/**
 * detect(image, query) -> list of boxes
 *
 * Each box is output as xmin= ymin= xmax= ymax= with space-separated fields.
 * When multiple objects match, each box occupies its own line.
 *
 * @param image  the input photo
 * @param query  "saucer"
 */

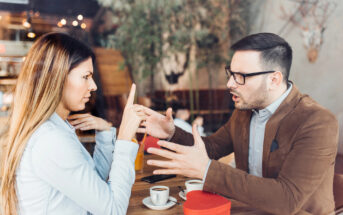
xmin=142 ymin=196 xmax=177 ymax=210
xmin=179 ymin=190 xmax=187 ymax=200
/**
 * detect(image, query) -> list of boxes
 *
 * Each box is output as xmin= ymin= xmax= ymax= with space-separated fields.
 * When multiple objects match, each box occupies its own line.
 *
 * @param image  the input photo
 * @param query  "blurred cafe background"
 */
xmin=0 ymin=0 xmax=342 ymax=154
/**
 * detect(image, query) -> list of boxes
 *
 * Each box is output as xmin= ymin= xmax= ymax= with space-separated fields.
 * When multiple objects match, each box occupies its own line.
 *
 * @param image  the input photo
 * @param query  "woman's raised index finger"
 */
xmin=126 ymin=83 xmax=136 ymax=106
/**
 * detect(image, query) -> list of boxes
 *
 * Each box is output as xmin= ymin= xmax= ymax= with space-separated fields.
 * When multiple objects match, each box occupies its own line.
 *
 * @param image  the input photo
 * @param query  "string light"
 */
xmin=57 ymin=21 xmax=63 ymax=28
xmin=60 ymin=18 xmax=67 ymax=25
xmin=72 ymin=20 xmax=78 ymax=27
xmin=56 ymin=16 xmax=87 ymax=30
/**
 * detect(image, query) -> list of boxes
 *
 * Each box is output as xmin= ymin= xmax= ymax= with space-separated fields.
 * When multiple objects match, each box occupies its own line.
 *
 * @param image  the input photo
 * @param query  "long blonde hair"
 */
xmin=0 ymin=33 xmax=95 ymax=215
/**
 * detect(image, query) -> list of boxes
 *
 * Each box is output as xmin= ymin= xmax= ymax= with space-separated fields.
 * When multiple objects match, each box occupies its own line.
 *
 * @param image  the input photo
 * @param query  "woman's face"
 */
xmin=58 ymin=57 xmax=97 ymax=115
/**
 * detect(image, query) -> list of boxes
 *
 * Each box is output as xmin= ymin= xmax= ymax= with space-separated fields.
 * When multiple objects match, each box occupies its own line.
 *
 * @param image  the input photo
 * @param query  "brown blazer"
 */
xmin=171 ymin=85 xmax=338 ymax=215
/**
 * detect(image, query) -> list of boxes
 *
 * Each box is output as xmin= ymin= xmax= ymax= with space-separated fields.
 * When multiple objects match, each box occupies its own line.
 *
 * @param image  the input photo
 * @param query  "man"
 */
xmin=139 ymin=33 xmax=338 ymax=214
xmin=173 ymin=103 xmax=205 ymax=136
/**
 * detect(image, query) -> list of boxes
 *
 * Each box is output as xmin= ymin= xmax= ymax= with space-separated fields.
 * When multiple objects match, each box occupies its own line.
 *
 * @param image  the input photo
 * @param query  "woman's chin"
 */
xmin=71 ymin=104 xmax=86 ymax=112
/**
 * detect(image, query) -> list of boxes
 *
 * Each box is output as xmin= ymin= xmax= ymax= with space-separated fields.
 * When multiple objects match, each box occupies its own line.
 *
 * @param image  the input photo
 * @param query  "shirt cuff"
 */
xmin=202 ymin=159 xmax=212 ymax=183
xmin=114 ymin=140 xmax=139 ymax=161
xmin=95 ymin=127 xmax=116 ymax=145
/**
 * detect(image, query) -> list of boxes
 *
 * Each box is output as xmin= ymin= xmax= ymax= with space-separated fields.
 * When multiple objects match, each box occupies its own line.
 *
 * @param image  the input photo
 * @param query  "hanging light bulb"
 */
xmin=27 ymin=29 xmax=36 ymax=39
xmin=80 ymin=23 xmax=86 ymax=29
xmin=23 ymin=13 xmax=31 ymax=28
xmin=23 ymin=19 xmax=31 ymax=28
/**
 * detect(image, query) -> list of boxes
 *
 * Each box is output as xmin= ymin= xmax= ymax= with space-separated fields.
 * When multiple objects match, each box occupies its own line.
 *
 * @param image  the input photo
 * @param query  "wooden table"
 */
xmin=127 ymin=154 xmax=270 ymax=215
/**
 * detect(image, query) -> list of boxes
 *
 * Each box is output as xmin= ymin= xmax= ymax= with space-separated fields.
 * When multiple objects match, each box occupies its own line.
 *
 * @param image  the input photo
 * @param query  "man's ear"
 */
xmin=268 ymin=70 xmax=283 ymax=90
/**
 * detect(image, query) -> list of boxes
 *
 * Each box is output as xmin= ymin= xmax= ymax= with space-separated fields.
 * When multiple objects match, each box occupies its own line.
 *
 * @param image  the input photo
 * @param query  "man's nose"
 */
xmin=226 ymin=75 xmax=237 ymax=89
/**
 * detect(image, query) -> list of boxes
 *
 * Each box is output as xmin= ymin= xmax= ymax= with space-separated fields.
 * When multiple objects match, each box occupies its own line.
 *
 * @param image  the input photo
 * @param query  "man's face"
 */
xmin=227 ymin=50 xmax=270 ymax=110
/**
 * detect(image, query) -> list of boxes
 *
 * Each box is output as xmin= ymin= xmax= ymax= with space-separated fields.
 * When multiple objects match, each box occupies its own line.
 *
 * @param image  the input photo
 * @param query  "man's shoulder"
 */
xmin=293 ymin=94 xmax=336 ymax=122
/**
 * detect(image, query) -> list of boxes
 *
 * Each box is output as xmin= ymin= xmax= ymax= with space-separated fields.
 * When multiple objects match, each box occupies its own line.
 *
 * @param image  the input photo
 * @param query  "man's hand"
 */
xmin=138 ymin=107 xmax=175 ymax=140
xmin=147 ymin=124 xmax=210 ymax=179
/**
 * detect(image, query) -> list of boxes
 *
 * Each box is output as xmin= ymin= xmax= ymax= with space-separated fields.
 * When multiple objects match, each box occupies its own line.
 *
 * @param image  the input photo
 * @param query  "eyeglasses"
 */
xmin=225 ymin=66 xmax=275 ymax=85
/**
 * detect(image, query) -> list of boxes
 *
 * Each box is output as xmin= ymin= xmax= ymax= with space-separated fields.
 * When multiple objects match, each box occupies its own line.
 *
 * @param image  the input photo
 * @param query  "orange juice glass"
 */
xmin=132 ymin=138 xmax=144 ymax=173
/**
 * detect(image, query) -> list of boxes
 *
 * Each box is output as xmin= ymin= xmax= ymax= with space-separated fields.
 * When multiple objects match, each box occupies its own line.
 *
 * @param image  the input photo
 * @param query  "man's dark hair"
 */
xmin=231 ymin=33 xmax=292 ymax=82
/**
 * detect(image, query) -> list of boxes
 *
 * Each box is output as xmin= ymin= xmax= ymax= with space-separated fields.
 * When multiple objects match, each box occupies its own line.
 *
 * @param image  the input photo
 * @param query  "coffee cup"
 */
xmin=185 ymin=179 xmax=203 ymax=193
xmin=150 ymin=185 xmax=169 ymax=206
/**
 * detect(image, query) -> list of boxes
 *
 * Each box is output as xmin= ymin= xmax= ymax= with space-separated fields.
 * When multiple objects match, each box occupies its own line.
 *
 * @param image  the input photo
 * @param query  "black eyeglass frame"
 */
xmin=225 ymin=66 xmax=275 ymax=85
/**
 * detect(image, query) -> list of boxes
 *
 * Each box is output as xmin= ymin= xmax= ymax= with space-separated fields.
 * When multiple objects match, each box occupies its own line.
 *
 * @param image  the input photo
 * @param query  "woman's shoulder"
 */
xmin=28 ymin=118 xmax=76 ymax=151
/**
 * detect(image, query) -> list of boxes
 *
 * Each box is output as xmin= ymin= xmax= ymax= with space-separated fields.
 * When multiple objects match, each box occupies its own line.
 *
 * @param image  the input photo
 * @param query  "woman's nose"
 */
xmin=89 ymin=78 xmax=97 ymax=91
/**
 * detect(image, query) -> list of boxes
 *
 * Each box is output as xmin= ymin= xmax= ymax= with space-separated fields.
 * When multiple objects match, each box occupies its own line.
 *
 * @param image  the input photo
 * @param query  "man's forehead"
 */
xmin=231 ymin=50 xmax=262 ymax=71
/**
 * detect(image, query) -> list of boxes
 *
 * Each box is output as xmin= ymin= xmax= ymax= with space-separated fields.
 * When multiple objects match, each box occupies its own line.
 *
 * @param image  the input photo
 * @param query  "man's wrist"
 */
xmin=167 ymin=126 xmax=176 ymax=141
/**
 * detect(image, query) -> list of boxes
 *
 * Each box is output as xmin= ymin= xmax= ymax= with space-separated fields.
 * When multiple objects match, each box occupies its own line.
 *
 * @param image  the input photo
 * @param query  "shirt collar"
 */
xmin=266 ymin=82 xmax=293 ymax=114
xmin=50 ymin=112 xmax=76 ymax=132
xmin=253 ymin=82 xmax=293 ymax=117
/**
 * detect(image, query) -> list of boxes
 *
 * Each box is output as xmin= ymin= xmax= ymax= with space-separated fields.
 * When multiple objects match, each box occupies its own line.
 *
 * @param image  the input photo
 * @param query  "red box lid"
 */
xmin=183 ymin=191 xmax=231 ymax=215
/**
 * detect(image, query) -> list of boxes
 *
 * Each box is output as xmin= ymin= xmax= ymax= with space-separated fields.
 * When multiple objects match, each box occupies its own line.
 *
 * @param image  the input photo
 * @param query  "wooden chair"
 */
xmin=335 ymin=112 xmax=343 ymax=214
xmin=334 ymin=169 xmax=343 ymax=214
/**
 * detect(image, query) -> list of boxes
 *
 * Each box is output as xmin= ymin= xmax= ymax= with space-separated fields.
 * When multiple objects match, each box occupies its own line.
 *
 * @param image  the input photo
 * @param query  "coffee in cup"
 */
xmin=185 ymin=179 xmax=203 ymax=193
xmin=152 ymin=187 xmax=167 ymax=191
xmin=150 ymin=185 xmax=169 ymax=206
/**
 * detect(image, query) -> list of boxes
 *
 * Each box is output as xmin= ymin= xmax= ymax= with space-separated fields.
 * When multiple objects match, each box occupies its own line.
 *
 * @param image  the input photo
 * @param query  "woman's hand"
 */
xmin=68 ymin=113 xmax=112 ymax=131
xmin=117 ymin=84 xmax=146 ymax=141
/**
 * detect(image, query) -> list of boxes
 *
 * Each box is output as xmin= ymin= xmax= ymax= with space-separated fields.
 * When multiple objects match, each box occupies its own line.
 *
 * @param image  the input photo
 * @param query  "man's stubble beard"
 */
xmin=234 ymin=79 xmax=268 ymax=110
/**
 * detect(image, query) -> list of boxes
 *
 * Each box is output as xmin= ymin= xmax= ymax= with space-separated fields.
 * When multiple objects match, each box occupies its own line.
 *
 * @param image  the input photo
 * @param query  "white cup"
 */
xmin=150 ymin=185 xmax=169 ymax=206
xmin=185 ymin=179 xmax=203 ymax=193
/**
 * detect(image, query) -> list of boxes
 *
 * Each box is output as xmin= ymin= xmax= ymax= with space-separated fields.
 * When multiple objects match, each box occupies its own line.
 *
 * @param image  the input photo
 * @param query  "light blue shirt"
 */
xmin=248 ymin=83 xmax=292 ymax=177
xmin=16 ymin=112 xmax=138 ymax=215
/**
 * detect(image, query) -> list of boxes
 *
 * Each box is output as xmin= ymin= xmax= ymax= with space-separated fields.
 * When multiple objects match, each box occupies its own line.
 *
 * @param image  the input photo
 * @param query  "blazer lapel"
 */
xmin=237 ymin=110 xmax=252 ymax=172
xmin=262 ymin=84 xmax=302 ymax=177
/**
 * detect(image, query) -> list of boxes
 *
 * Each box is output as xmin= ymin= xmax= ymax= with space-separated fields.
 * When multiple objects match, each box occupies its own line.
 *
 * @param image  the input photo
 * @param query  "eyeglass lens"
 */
xmin=226 ymin=69 xmax=244 ymax=85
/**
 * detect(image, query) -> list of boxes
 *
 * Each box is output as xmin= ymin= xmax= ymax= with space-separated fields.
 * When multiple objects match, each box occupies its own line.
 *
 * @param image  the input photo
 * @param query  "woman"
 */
xmin=0 ymin=32 xmax=144 ymax=215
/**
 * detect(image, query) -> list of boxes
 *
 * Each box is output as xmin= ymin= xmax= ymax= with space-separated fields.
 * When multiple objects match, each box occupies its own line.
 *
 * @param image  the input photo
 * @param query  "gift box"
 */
xmin=183 ymin=190 xmax=231 ymax=215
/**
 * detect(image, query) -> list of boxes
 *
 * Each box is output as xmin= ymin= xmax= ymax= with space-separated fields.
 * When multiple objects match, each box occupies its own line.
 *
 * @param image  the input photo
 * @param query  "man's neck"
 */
xmin=264 ymin=82 xmax=288 ymax=108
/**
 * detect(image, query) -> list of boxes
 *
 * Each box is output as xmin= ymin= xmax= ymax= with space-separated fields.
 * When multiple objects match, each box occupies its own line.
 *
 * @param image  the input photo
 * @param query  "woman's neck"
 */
xmin=55 ymin=103 xmax=70 ymax=120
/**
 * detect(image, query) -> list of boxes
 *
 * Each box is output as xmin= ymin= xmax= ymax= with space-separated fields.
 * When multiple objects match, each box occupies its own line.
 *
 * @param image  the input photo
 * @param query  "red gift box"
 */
xmin=183 ymin=191 xmax=231 ymax=215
